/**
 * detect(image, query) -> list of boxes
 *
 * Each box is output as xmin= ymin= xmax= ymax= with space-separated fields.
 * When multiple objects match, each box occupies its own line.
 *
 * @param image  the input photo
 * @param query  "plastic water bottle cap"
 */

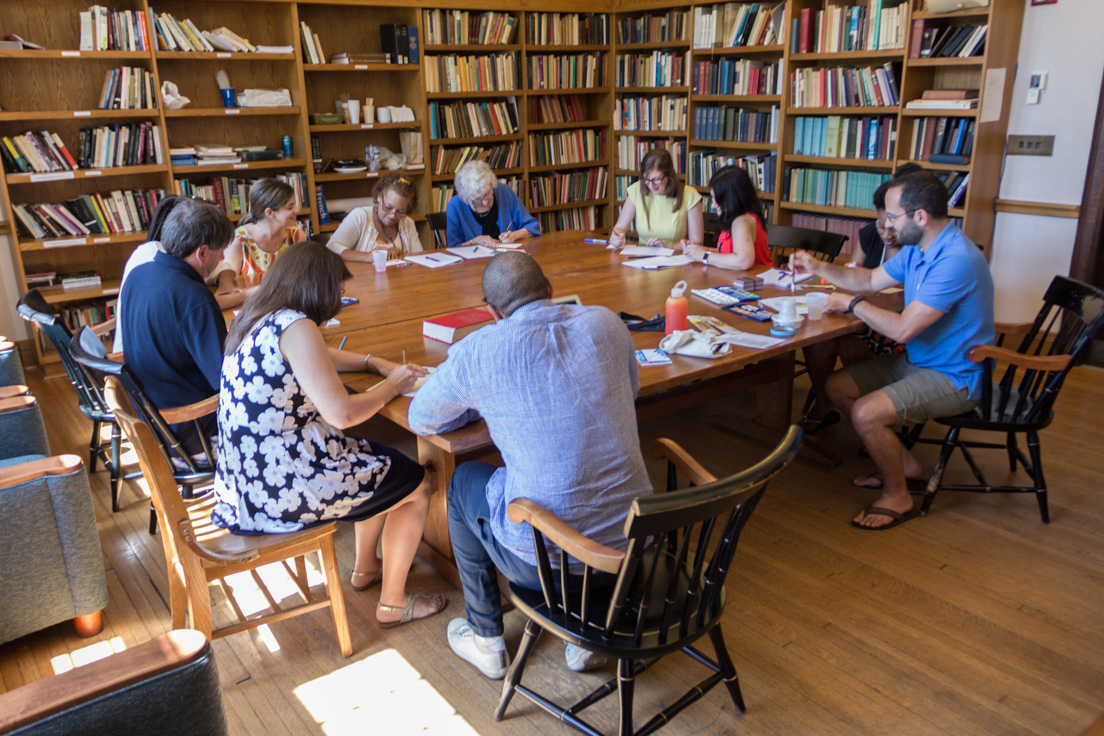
xmin=670 ymin=280 xmax=688 ymax=298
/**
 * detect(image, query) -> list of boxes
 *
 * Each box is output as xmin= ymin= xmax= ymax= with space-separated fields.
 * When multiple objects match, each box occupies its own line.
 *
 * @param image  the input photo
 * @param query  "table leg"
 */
xmin=417 ymin=436 xmax=454 ymax=560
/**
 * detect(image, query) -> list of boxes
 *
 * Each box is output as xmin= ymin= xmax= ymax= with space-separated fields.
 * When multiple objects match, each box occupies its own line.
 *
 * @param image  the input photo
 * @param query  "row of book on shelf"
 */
xmin=525 ymin=13 xmax=608 ymax=46
xmin=790 ymin=64 xmax=899 ymax=109
xmin=793 ymin=1 xmax=908 ymax=55
xmin=98 ymin=67 xmax=157 ymax=110
xmin=424 ymin=54 xmax=518 ymax=94
xmin=12 ymin=188 xmax=167 ymax=241
xmin=169 ymin=144 xmax=282 ymax=167
xmin=173 ymin=173 xmax=307 ymax=216
xmin=432 ymin=144 xmax=522 ymax=176
xmin=615 ymin=96 xmax=688 ymax=133
xmin=693 ymin=58 xmax=782 ymax=97
xmin=79 ymin=6 xmax=151 ymax=51
xmin=427 ymin=177 xmax=521 ymax=213
xmin=149 ymin=9 xmax=278 ymax=53
xmin=617 ymin=10 xmax=688 ymax=45
xmin=618 ymin=138 xmax=687 ymax=174
xmin=528 ymin=130 xmax=607 ymax=167
xmin=26 ymin=270 xmax=105 ymax=292
xmin=910 ymin=21 xmax=987 ymax=59
xmin=538 ymin=205 xmax=600 ymax=234
xmin=792 ymin=115 xmax=897 ymax=161
xmin=527 ymin=54 xmax=607 ymax=91
xmin=909 ymin=116 xmax=975 ymax=164
xmin=694 ymin=106 xmax=779 ymax=144
xmin=529 ymin=168 xmax=608 ymax=208
xmin=687 ymin=151 xmax=776 ymax=193
xmin=784 ymin=168 xmax=890 ymax=210
xmin=529 ymin=95 xmax=588 ymax=125
xmin=300 ymin=22 xmax=418 ymax=66
xmin=1 ymin=132 xmax=80 ymax=175
xmin=616 ymin=52 xmax=689 ymax=89
xmin=904 ymin=88 xmax=979 ymax=110
xmin=692 ymin=3 xmax=785 ymax=50
xmin=428 ymin=100 xmax=520 ymax=140
xmin=422 ymin=9 xmax=518 ymax=46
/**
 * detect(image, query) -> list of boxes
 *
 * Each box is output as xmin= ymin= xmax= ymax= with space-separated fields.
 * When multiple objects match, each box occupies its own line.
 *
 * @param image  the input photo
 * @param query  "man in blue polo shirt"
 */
xmin=120 ymin=198 xmax=235 ymax=457
xmin=791 ymin=171 xmax=994 ymax=531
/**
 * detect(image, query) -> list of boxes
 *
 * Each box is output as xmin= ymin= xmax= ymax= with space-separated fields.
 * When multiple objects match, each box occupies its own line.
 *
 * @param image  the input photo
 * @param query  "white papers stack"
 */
xmin=405 ymin=252 xmax=463 ymax=268
xmin=447 ymin=245 xmax=495 ymax=259
xmin=622 ymin=255 xmax=692 ymax=270
xmin=620 ymin=246 xmax=674 ymax=257
xmin=760 ymin=268 xmax=814 ymax=287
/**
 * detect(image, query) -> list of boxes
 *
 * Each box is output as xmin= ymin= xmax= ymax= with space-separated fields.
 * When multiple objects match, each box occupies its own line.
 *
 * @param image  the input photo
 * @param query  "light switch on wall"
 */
xmin=1027 ymin=70 xmax=1048 ymax=104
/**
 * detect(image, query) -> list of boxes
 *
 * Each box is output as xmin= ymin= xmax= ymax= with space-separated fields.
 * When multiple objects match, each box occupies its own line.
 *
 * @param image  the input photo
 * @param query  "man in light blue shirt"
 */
xmin=408 ymin=252 xmax=652 ymax=678
xmin=791 ymin=171 xmax=994 ymax=532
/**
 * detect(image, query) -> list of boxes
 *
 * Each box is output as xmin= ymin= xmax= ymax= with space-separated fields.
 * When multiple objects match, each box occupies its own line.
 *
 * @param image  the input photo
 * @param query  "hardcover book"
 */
xmin=422 ymin=308 xmax=494 ymax=344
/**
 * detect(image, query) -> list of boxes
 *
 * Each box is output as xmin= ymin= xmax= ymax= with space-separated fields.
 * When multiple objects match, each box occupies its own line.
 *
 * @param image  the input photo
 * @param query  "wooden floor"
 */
xmin=3 ymin=365 xmax=1103 ymax=735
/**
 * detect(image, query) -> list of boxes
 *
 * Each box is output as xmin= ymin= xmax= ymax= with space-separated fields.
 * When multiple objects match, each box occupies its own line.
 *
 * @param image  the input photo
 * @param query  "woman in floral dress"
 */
xmin=213 ymin=242 xmax=445 ymax=628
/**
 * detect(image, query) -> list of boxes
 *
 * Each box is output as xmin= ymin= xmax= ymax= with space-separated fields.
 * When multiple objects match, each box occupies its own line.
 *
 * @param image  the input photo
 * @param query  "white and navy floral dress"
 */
xmin=212 ymin=309 xmax=424 ymax=534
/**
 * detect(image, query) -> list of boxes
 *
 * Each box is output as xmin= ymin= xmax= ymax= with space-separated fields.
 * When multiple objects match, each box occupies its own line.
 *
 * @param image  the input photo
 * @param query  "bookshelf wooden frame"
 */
xmin=1 ymin=0 xmax=1023 ymax=369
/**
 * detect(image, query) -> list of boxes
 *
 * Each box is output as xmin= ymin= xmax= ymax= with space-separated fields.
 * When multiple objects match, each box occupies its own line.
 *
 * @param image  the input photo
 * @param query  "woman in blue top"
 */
xmin=445 ymin=160 xmax=540 ymax=247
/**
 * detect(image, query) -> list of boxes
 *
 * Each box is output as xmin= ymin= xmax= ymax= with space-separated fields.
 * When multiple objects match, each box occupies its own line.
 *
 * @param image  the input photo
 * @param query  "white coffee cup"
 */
xmin=372 ymin=248 xmax=388 ymax=273
xmin=347 ymin=99 xmax=361 ymax=125
xmin=806 ymin=292 xmax=828 ymax=321
xmin=377 ymin=107 xmax=391 ymax=124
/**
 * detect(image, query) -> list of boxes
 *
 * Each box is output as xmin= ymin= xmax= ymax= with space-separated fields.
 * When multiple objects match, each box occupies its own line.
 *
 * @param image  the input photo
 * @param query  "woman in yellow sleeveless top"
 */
xmin=218 ymin=178 xmax=306 ymax=285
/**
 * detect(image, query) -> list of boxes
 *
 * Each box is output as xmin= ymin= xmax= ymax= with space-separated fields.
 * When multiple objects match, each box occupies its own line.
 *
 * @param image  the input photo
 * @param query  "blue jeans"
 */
xmin=447 ymin=461 xmax=542 ymax=637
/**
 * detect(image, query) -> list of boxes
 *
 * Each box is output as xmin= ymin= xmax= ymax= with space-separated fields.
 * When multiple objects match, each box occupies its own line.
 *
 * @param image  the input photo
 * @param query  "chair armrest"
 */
xmin=967 ymin=344 xmax=1072 ymax=372
xmin=0 ymin=340 xmax=14 ymax=352
xmin=508 ymin=499 xmax=624 ymax=575
xmin=0 ymin=385 xmax=29 ymax=399
xmin=0 ymin=630 xmax=211 ymax=732
xmin=160 ymin=394 xmax=218 ymax=424
xmin=0 ymin=395 xmax=36 ymax=415
xmin=90 ymin=318 xmax=117 ymax=337
xmin=648 ymin=438 xmax=717 ymax=486
xmin=0 ymin=455 xmax=84 ymax=489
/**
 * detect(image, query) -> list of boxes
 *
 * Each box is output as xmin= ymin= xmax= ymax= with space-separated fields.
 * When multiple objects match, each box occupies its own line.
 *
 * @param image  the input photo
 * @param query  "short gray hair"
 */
xmin=455 ymin=160 xmax=498 ymax=205
xmin=482 ymin=252 xmax=549 ymax=317
xmin=160 ymin=198 xmax=234 ymax=259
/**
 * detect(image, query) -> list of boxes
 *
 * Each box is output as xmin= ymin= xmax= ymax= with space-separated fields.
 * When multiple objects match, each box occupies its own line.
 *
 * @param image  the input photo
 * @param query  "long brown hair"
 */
xmin=225 ymin=242 xmax=352 ymax=354
xmin=238 ymin=178 xmax=295 ymax=226
xmin=638 ymin=148 xmax=682 ymax=230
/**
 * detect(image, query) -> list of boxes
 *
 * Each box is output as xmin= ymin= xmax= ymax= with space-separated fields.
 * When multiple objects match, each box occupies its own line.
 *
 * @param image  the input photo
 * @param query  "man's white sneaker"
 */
xmin=447 ymin=618 xmax=510 ymax=679
xmin=565 ymin=643 xmax=607 ymax=672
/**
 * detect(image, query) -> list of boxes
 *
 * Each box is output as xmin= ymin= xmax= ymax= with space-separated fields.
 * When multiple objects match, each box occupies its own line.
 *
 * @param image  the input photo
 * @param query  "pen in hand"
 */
xmin=338 ymin=336 xmax=347 ymax=350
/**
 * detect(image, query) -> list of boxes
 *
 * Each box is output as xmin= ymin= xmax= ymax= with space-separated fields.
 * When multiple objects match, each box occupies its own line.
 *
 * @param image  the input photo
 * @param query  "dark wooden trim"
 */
xmin=1071 ymin=73 xmax=1104 ymax=365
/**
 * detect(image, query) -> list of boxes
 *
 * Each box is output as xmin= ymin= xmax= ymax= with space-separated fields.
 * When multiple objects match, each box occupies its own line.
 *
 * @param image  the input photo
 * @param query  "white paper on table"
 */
xmin=759 ymin=268 xmax=814 ymax=287
xmin=494 ymin=242 xmax=525 ymax=249
xmin=760 ymin=296 xmax=809 ymax=315
xmin=620 ymin=245 xmax=674 ymax=257
xmin=385 ymin=259 xmax=405 ymax=267
xmin=714 ymin=332 xmax=785 ymax=349
xmin=405 ymin=252 xmax=463 ymax=268
xmin=447 ymin=245 xmax=496 ymax=259
xmin=402 ymin=367 xmax=437 ymax=397
xmin=324 ymin=318 xmax=340 ymax=328
xmin=622 ymin=255 xmax=692 ymax=270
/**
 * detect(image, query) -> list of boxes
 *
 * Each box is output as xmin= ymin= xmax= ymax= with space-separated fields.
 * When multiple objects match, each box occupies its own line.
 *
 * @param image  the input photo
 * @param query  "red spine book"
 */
xmin=799 ymin=9 xmax=812 ymax=54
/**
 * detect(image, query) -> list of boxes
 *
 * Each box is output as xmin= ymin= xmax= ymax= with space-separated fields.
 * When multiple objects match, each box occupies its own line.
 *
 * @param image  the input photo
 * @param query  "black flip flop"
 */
xmin=851 ymin=505 xmax=920 ymax=532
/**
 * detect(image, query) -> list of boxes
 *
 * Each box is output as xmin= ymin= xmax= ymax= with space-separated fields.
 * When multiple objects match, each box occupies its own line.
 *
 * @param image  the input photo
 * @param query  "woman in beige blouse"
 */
xmin=325 ymin=173 xmax=423 ymax=261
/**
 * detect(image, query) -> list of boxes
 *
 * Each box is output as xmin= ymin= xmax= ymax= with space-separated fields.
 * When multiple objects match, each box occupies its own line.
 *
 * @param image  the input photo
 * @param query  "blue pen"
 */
xmin=425 ymin=255 xmax=440 ymax=263
xmin=338 ymin=336 xmax=347 ymax=350
xmin=585 ymin=238 xmax=608 ymax=244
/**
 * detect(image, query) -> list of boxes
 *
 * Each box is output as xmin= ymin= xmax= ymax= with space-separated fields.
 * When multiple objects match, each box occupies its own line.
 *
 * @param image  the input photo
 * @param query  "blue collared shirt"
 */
xmin=408 ymin=300 xmax=652 ymax=565
xmin=883 ymin=223 xmax=995 ymax=399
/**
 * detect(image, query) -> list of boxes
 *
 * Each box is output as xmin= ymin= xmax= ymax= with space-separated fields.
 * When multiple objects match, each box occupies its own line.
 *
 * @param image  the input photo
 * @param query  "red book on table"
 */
xmin=422 ymin=308 xmax=494 ymax=344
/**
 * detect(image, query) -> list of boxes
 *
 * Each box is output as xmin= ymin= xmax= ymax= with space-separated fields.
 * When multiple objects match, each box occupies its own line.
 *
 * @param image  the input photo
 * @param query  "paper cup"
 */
xmin=372 ymin=249 xmax=388 ymax=273
xmin=377 ymin=107 xmax=391 ymax=124
xmin=347 ymin=99 xmax=361 ymax=124
xmin=806 ymin=292 xmax=828 ymax=321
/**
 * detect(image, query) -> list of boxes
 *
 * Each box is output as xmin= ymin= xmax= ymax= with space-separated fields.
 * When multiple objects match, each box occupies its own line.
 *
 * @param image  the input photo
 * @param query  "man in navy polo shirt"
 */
xmin=791 ymin=171 xmax=994 ymax=531
xmin=120 ymin=198 xmax=235 ymax=458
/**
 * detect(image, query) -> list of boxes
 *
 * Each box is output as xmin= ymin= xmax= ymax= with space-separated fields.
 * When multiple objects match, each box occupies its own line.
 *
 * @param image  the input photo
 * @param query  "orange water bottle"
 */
xmin=665 ymin=280 xmax=688 ymax=335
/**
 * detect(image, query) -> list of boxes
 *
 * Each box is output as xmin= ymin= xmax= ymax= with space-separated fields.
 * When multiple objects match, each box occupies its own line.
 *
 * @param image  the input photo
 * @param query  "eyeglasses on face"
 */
xmin=377 ymin=200 xmax=408 ymax=218
xmin=472 ymin=192 xmax=494 ymax=205
xmin=643 ymin=174 xmax=668 ymax=186
xmin=884 ymin=209 xmax=917 ymax=223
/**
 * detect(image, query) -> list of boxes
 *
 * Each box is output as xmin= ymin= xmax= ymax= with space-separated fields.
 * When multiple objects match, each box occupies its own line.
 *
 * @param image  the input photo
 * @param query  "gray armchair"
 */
xmin=0 ymin=339 xmax=25 ymax=387
xmin=0 ymin=396 xmax=108 ymax=645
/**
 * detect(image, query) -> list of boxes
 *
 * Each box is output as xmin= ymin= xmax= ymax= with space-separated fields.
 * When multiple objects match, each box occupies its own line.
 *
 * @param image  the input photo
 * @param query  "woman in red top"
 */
xmin=683 ymin=166 xmax=773 ymax=271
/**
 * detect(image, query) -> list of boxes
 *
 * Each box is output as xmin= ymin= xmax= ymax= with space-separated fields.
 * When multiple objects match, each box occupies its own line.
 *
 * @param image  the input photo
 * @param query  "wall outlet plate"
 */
xmin=1007 ymin=135 xmax=1055 ymax=156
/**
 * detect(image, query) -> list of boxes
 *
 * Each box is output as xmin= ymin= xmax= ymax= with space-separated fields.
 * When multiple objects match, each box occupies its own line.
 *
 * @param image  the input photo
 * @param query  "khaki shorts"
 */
xmin=848 ymin=352 xmax=977 ymax=427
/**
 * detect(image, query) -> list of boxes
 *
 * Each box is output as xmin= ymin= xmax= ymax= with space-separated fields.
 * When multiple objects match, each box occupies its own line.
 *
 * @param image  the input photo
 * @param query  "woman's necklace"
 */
xmin=374 ymin=209 xmax=404 ymax=251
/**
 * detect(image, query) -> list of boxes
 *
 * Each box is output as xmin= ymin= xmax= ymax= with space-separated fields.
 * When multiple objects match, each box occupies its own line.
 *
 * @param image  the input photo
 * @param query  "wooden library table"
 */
xmin=321 ymin=232 xmax=860 ymax=574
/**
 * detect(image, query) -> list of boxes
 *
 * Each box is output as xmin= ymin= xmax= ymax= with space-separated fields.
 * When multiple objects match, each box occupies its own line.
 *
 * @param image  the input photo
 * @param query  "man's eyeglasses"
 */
xmin=643 ymin=175 xmax=667 ymax=186
xmin=884 ymin=209 xmax=916 ymax=223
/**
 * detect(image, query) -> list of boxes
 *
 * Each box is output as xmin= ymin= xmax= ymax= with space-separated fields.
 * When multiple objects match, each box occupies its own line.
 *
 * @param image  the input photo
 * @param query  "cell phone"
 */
xmin=341 ymin=296 xmax=359 ymax=307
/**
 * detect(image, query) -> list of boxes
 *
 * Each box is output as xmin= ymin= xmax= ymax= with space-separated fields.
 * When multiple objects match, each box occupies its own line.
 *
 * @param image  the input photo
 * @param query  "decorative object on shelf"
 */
xmin=161 ymin=81 xmax=190 ymax=109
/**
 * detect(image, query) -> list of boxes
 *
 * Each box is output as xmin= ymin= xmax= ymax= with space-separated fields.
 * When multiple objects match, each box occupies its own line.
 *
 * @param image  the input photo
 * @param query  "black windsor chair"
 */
xmin=701 ymin=212 xmax=723 ymax=249
xmin=494 ymin=427 xmax=803 ymax=736
xmin=16 ymin=289 xmax=140 ymax=512
xmin=425 ymin=211 xmax=448 ymax=248
xmin=915 ymin=276 xmax=1104 ymax=522
xmin=70 ymin=326 xmax=218 ymax=535
xmin=765 ymin=224 xmax=848 ymax=267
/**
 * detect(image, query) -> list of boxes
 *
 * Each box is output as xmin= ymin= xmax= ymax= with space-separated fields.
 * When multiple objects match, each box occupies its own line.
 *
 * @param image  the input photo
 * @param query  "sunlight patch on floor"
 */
xmin=295 ymin=648 xmax=480 ymax=735
xmin=51 ymin=636 xmax=128 ymax=675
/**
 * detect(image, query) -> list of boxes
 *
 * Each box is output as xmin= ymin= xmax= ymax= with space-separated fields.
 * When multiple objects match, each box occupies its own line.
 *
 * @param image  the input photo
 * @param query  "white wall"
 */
xmin=0 ymin=185 xmax=27 ymax=340
xmin=989 ymin=0 xmax=1104 ymax=322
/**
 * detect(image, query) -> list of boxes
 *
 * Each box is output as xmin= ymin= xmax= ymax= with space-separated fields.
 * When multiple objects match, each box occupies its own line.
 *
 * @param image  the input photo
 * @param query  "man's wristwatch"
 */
xmin=702 ymin=250 xmax=710 ymax=265
xmin=848 ymin=295 xmax=866 ymax=313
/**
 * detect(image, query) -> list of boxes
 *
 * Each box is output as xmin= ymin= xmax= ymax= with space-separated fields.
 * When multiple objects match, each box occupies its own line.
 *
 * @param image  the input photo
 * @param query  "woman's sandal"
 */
xmin=376 ymin=593 xmax=447 ymax=629
xmin=350 ymin=568 xmax=383 ymax=592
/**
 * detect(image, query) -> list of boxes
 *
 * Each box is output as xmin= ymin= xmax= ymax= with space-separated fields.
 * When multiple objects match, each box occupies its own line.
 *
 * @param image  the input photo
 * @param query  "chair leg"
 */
xmin=1006 ymin=432 xmax=1019 ymax=472
xmin=1027 ymin=431 xmax=1049 ymax=524
xmin=109 ymin=423 xmax=123 ymax=512
xmin=149 ymin=503 xmax=158 ymax=535
xmin=88 ymin=420 xmax=101 ymax=472
xmin=921 ymin=426 xmax=959 ymax=517
xmin=318 ymin=535 xmax=353 ymax=656
xmin=616 ymin=657 xmax=635 ymax=736
xmin=708 ymin=625 xmax=746 ymax=713
xmin=73 ymin=610 xmax=104 ymax=638
xmin=494 ymin=619 xmax=542 ymax=721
